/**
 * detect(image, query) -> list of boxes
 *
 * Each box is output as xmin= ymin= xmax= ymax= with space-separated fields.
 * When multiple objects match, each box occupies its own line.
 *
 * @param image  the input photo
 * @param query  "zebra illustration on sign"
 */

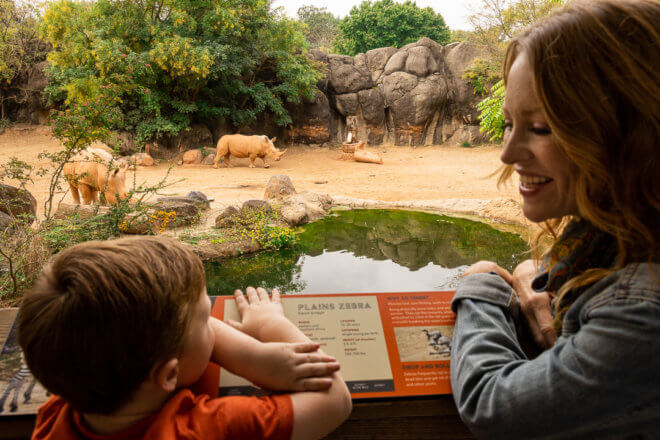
xmin=0 ymin=356 xmax=37 ymax=413
xmin=421 ymin=329 xmax=451 ymax=355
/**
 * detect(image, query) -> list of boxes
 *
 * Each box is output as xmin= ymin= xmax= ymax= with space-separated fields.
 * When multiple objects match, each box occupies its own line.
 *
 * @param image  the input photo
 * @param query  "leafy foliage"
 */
xmin=41 ymin=214 xmax=112 ymax=253
xmin=462 ymin=58 xmax=501 ymax=96
xmin=41 ymin=0 xmax=321 ymax=145
xmin=477 ymin=80 xmax=505 ymax=142
xmin=230 ymin=208 xmax=296 ymax=250
xmin=297 ymin=6 xmax=340 ymax=52
xmin=334 ymin=0 xmax=450 ymax=56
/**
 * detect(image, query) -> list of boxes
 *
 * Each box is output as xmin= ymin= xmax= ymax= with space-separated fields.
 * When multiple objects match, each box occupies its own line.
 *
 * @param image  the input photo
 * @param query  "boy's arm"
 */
xmin=209 ymin=317 xmax=340 ymax=392
xmin=228 ymin=287 xmax=353 ymax=440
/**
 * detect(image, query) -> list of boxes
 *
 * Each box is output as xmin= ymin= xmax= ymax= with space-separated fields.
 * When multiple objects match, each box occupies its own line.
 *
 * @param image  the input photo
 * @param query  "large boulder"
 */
xmin=150 ymin=198 xmax=201 ymax=227
xmin=277 ymin=192 xmax=333 ymax=226
xmin=182 ymin=149 xmax=203 ymax=164
xmin=241 ymin=199 xmax=274 ymax=216
xmin=215 ymin=206 xmax=239 ymax=228
xmin=333 ymin=93 xmax=359 ymax=116
xmin=264 ymin=175 xmax=297 ymax=200
xmin=358 ymin=88 xmax=386 ymax=126
xmin=327 ymin=62 xmax=372 ymax=94
xmin=366 ymin=47 xmax=397 ymax=73
xmin=0 ymin=184 xmax=37 ymax=219
xmin=445 ymin=42 xmax=488 ymax=119
xmin=382 ymin=71 xmax=419 ymax=106
xmin=405 ymin=46 xmax=435 ymax=77
xmin=186 ymin=191 xmax=211 ymax=209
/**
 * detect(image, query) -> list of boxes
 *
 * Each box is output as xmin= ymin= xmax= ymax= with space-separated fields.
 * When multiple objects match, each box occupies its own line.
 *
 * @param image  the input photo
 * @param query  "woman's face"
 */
xmin=500 ymin=54 xmax=578 ymax=222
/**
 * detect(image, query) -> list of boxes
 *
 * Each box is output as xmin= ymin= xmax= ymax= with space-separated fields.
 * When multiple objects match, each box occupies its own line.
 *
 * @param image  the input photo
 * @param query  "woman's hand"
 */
xmin=512 ymin=260 xmax=556 ymax=350
xmin=463 ymin=260 xmax=513 ymax=284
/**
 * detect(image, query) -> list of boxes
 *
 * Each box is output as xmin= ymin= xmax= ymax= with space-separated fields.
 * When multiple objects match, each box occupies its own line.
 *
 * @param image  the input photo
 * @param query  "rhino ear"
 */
xmin=270 ymin=136 xmax=277 ymax=143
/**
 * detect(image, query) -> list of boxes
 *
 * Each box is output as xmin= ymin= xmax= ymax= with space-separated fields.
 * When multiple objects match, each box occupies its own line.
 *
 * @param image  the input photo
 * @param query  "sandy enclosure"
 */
xmin=0 ymin=125 xmax=523 ymax=221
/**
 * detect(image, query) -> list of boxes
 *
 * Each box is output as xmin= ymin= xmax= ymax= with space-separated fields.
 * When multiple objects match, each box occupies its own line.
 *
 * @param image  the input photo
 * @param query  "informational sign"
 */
xmin=211 ymin=291 xmax=456 ymax=399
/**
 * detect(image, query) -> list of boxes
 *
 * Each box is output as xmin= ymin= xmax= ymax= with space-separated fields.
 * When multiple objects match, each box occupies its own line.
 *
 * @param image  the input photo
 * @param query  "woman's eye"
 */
xmin=531 ymin=126 xmax=552 ymax=135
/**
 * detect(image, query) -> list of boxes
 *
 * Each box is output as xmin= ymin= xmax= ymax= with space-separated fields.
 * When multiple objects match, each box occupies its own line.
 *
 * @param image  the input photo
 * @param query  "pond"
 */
xmin=205 ymin=209 xmax=529 ymax=295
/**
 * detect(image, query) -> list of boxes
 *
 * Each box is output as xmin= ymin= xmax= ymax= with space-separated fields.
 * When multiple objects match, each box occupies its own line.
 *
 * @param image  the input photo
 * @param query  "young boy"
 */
xmin=18 ymin=236 xmax=352 ymax=439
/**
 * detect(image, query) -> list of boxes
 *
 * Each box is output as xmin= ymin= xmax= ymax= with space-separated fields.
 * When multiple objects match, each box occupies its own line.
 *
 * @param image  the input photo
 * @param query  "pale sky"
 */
xmin=273 ymin=0 xmax=477 ymax=31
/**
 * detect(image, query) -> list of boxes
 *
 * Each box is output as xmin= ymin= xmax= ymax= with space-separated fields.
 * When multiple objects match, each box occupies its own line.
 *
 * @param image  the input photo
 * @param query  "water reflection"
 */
xmin=205 ymin=209 xmax=528 ymax=296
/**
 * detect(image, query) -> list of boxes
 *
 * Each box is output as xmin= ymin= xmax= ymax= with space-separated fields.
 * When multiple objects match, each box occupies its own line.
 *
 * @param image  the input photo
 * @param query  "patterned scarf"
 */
xmin=531 ymin=219 xmax=618 ymax=334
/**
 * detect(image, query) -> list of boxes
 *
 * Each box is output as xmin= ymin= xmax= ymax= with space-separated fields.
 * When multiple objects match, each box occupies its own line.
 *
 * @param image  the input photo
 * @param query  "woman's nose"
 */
xmin=500 ymin=129 xmax=532 ymax=165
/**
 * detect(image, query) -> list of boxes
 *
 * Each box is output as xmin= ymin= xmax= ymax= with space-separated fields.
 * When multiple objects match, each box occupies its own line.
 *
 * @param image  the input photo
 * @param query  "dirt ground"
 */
xmin=0 ymin=125 xmax=523 ymax=222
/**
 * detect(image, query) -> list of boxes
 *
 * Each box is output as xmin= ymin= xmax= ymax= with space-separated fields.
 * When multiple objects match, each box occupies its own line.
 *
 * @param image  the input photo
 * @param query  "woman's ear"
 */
xmin=151 ymin=358 xmax=180 ymax=392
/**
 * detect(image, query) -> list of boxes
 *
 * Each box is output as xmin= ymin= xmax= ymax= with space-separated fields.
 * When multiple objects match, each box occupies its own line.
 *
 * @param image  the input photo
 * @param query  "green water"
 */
xmin=205 ymin=209 xmax=529 ymax=296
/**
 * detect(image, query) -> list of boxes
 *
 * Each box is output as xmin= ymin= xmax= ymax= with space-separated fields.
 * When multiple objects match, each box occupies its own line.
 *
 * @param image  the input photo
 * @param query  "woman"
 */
xmin=450 ymin=0 xmax=659 ymax=438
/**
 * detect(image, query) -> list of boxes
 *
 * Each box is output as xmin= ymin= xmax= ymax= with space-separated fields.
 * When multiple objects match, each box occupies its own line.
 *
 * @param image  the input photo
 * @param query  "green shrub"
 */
xmin=477 ymin=80 xmax=506 ymax=142
xmin=41 ymin=214 xmax=112 ymax=253
xmin=462 ymin=58 xmax=501 ymax=96
xmin=233 ymin=208 xmax=297 ymax=250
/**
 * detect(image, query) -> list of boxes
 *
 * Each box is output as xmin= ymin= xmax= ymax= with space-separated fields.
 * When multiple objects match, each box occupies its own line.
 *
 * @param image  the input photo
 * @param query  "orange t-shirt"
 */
xmin=31 ymin=389 xmax=293 ymax=440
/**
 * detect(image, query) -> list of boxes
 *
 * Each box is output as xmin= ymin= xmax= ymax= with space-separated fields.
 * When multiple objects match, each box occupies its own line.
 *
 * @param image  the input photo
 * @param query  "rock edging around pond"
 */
xmin=331 ymin=196 xmax=526 ymax=227
xmin=186 ymin=196 xmax=526 ymax=262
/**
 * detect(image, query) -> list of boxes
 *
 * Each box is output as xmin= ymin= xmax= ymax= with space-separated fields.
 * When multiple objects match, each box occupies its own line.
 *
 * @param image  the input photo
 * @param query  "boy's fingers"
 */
xmin=292 ymin=342 xmax=321 ymax=353
xmin=245 ymin=286 xmax=259 ymax=303
xmin=233 ymin=290 xmax=247 ymax=314
xmin=296 ymin=352 xmax=338 ymax=364
xmin=298 ymin=362 xmax=341 ymax=377
xmin=256 ymin=287 xmax=269 ymax=301
xmin=271 ymin=288 xmax=281 ymax=303
xmin=299 ymin=377 xmax=333 ymax=391
xmin=297 ymin=353 xmax=323 ymax=364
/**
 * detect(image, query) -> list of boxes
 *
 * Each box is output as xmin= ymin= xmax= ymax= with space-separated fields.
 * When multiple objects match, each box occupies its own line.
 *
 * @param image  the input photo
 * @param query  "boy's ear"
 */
xmin=150 ymin=358 xmax=180 ymax=392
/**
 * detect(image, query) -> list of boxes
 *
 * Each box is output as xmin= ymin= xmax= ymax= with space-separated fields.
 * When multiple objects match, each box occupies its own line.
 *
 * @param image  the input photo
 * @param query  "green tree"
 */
xmin=0 ymin=0 xmax=47 ymax=121
xmin=41 ymin=0 xmax=321 ymax=145
xmin=334 ymin=0 xmax=450 ymax=56
xmin=297 ymin=5 xmax=340 ymax=52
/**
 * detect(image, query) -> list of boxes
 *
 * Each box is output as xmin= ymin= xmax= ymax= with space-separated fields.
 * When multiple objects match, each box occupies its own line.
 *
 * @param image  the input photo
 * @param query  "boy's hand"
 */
xmin=227 ymin=287 xmax=290 ymax=341
xmin=250 ymin=342 xmax=340 ymax=392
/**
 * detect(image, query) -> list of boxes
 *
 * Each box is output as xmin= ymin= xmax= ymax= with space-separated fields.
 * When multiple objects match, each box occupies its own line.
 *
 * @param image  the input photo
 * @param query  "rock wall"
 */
xmin=286 ymin=39 xmax=489 ymax=146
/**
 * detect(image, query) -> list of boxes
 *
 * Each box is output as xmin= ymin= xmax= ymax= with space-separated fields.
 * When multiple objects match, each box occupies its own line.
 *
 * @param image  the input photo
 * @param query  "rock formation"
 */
xmin=287 ymin=39 xmax=488 ymax=146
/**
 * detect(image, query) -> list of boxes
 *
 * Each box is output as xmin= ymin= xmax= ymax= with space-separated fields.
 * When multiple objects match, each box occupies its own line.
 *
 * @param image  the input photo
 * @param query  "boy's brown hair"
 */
xmin=18 ymin=236 xmax=206 ymax=414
